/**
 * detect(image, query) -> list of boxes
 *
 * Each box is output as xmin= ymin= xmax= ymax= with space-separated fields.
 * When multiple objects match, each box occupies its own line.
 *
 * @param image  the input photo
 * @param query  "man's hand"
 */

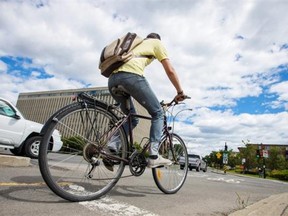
xmin=174 ymin=91 xmax=186 ymax=103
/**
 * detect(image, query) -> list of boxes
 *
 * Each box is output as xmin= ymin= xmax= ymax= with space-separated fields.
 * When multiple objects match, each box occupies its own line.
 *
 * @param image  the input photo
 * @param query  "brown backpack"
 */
xmin=98 ymin=32 xmax=143 ymax=78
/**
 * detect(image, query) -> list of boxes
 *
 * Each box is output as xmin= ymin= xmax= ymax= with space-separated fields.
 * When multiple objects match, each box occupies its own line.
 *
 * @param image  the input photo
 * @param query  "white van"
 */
xmin=0 ymin=97 xmax=62 ymax=158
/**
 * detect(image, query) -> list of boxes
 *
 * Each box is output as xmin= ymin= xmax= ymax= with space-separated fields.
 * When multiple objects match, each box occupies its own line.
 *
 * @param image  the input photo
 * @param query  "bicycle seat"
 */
xmin=111 ymin=85 xmax=130 ymax=98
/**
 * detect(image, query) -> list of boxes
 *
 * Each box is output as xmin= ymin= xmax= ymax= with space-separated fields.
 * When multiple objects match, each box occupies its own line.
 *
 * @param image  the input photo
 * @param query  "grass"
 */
xmin=226 ymin=169 xmax=287 ymax=181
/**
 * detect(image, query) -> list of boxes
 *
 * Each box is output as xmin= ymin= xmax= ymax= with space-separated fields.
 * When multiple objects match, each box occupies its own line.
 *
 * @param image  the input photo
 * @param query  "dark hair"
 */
xmin=146 ymin=33 xmax=161 ymax=40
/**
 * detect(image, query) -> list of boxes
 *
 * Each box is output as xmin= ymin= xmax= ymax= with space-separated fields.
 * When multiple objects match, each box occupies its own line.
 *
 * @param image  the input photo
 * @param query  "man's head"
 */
xmin=146 ymin=33 xmax=161 ymax=40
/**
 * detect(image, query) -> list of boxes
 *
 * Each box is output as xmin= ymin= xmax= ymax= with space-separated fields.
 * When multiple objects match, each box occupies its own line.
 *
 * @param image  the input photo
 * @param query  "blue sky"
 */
xmin=0 ymin=56 xmax=52 ymax=79
xmin=234 ymin=67 xmax=288 ymax=114
xmin=0 ymin=0 xmax=287 ymax=155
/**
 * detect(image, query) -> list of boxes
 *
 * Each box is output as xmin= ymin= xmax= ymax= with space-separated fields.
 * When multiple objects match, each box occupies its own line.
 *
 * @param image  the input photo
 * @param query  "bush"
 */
xmin=269 ymin=170 xmax=288 ymax=181
xmin=235 ymin=165 xmax=244 ymax=173
xmin=61 ymin=136 xmax=86 ymax=152
xmin=234 ymin=165 xmax=259 ymax=175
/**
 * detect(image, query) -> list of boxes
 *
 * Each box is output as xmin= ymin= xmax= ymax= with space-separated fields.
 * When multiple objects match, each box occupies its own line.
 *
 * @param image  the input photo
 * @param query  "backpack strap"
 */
xmin=133 ymin=55 xmax=154 ymax=59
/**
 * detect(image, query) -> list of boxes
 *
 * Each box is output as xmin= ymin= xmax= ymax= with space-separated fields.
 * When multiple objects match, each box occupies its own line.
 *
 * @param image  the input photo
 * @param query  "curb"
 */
xmin=229 ymin=193 xmax=288 ymax=216
xmin=0 ymin=154 xmax=30 ymax=167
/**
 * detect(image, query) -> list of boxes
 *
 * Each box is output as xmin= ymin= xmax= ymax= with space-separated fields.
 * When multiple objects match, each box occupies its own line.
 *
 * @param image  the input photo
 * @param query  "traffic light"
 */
xmin=224 ymin=143 xmax=228 ymax=152
xmin=256 ymin=149 xmax=260 ymax=158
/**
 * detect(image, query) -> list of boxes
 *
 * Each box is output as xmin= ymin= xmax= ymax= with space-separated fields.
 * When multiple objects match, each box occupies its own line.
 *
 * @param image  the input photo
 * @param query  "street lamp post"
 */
xmin=172 ymin=108 xmax=193 ymax=130
xmin=174 ymin=108 xmax=193 ymax=119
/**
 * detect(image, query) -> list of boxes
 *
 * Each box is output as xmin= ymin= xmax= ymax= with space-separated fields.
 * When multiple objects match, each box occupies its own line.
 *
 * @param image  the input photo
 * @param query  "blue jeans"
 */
xmin=108 ymin=72 xmax=163 ymax=156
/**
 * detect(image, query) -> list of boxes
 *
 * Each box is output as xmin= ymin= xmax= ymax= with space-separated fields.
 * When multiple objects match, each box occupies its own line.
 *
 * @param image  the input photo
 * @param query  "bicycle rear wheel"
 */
xmin=39 ymin=102 xmax=128 ymax=201
xmin=152 ymin=133 xmax=188 ymax=194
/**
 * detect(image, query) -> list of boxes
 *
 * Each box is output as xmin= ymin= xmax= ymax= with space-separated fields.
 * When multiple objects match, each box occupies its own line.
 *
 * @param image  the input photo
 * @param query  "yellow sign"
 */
xmin=216 ymin=152 xmax=222 ymax=159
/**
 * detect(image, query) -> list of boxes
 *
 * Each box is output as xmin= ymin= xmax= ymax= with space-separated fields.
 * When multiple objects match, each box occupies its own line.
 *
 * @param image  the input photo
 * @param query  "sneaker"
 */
xmin=103 ymin=148 xmax=117 ymax=172
xmin=103 ymin=158 xmax=114 ymax=172
xmin=148 ymin=155 xmax=172 ymax=168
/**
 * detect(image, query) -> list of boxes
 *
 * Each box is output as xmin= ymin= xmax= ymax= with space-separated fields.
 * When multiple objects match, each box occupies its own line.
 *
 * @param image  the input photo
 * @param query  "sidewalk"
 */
xmin=0 ymin=148 xmax=30 ymax=167
xmin=229 ymin=192 xmax=288 ymax=216
xmin=0 ymin=154 xmax=30 ymax=167
xmin=210 ymin=168 xmax=288 ymax=216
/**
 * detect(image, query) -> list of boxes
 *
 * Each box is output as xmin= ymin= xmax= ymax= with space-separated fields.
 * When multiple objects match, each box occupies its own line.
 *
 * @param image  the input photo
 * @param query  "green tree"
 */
xmin=266 ymin=147 xmax=286 ymax=170
xmin=205 ymin=149 xmax=241 ymax=169
xmin=228 ymin=150 xmax=241 ymax=168
xmin=205 ymin=144 xmax=288 ymax=173
xmin=205 ymin=151 xmax=222 ymax=168
xmin=239 ymin=144 xmax=258 ymax=171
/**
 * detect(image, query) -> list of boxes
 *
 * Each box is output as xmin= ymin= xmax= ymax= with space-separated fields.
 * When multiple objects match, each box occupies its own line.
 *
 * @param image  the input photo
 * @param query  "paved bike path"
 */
xmin=1 ymin=152 xmax=288 ymax=216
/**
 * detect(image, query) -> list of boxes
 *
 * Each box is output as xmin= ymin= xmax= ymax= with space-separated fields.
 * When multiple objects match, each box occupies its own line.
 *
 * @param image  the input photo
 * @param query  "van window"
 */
xmin=0 ymin=100 xmax=17 ymax=117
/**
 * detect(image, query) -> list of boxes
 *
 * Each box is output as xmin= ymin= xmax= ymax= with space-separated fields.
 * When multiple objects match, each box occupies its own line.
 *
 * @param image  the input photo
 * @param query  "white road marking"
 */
xmin=187 ymin=173 xmax=209 ymax=178
xmin=207 ymin=177 xmax=243 ymax=184
xmin=186 ymin=171 xmax=244 ymax=184
xmin=79 ymin=196 xmax=159 ymax=216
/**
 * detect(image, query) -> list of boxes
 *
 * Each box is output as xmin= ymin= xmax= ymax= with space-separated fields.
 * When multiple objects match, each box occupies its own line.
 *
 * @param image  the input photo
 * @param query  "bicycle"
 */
xmin=38 ymin=90 xmax=190 ymax=202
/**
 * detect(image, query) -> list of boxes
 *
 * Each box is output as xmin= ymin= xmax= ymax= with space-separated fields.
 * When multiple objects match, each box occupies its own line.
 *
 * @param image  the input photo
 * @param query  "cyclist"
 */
xmin=107 ymin=33 xmax=187 ymax=169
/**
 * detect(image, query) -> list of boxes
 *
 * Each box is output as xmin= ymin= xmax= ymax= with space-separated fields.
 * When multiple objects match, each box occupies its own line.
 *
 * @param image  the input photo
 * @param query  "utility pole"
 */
xmin=261 ymin=143 xmax=266 ymax=178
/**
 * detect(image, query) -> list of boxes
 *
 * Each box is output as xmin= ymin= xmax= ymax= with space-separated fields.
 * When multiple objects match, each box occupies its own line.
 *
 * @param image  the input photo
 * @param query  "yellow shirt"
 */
xmin=113 ymin=38 xmax=168 ymax=76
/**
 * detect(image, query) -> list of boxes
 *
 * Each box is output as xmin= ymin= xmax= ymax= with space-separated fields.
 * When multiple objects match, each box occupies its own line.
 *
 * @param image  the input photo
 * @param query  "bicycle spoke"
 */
xmin=39 ymin=102 xmax=127 ymax=201
xmin=152 ymin=133 xmax=188 ymax=194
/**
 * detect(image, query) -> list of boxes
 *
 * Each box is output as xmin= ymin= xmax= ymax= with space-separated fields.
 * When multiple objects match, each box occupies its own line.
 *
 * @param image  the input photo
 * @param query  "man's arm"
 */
xmin=161 ymin=58 xmax=183 ymax=94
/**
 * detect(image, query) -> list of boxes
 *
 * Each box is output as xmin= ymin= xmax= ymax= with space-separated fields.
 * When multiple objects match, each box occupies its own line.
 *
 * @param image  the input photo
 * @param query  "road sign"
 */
xmin=216 ymin=152 xmax=222 ymax=159
xmin=223 ymin=153 xmax=228 ymax=164
xmin=262 ymin=150 xmax=269 ymax=158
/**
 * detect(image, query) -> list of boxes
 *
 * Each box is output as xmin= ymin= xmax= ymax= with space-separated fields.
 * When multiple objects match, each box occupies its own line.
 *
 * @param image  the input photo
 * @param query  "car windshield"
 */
xmin=0 ymin=100 xmax=16 ymax=117
xmin=188 ymin=154 xmax=200 ymax=159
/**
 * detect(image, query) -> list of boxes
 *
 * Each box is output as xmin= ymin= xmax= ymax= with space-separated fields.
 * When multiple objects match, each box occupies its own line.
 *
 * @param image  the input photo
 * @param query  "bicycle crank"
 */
xmin=129 ymin=151 xmax=147 ymax=176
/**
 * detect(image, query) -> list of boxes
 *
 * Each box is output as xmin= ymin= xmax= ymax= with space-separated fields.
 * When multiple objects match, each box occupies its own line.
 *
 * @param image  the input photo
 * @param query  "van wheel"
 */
xmin=10 ymin=148 xmax=24 ymax=156
xmin=24 ymin=136 xmax=42 ymax=159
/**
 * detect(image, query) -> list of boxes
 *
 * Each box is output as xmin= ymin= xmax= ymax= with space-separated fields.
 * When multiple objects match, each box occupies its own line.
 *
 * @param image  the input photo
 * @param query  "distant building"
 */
xmin=16 ymin=87 xmax=150 ymax=144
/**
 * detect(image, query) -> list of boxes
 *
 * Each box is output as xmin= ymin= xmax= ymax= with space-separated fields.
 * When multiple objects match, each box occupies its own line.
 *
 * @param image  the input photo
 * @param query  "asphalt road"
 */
xmin=1 ymin=153 xmax=288 ymax=216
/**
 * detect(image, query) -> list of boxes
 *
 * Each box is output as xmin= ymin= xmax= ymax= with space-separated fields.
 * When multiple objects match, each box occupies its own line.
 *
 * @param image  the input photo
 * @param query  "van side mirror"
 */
xmin=14 ymin=114 xmax=21 ymax=119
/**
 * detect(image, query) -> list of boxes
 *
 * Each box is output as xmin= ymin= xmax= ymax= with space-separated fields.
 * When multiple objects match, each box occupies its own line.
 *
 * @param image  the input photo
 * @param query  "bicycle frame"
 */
xmin=99 ymin=101 xmax=177 ymax=164
xmin=38 ymin=92 xmax=190 ymax=201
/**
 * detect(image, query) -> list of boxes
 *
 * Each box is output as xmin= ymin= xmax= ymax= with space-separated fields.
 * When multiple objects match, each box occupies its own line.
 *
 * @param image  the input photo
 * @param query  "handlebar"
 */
xmin=160 ymin=95 xmax=191 ymax=107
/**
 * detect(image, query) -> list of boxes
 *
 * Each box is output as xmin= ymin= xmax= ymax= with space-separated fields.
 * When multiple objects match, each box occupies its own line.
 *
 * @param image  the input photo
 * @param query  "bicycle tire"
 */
xmin=38 ymin=102 xmax=128 ymax=201
xmin=152 ymin=133 xmax=188 ymax=194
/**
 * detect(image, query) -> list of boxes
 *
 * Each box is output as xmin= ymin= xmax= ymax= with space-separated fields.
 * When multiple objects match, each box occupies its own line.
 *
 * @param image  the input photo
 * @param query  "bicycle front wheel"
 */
xmin=152 ymin=133 xmax=188 ymax=194
xmin=39 ymin=102 xmax=128 ymax=201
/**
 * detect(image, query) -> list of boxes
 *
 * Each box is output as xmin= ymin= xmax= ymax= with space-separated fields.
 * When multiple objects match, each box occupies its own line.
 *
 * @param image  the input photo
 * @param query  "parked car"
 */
xmin=179 ymin=154 xmax=207 ymax=172
xmin=0 ymin=97 xmax=62 ymax=159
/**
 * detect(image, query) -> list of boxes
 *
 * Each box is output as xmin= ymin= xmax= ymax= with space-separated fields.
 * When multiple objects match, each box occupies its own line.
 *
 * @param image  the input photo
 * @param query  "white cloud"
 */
xmin=269 ymin=81 xmax=288 ymax=110
xmin=0 ymin=0 xmax=288 ymax=155
xmin=175 ymin=108 xmax=288 ymax=156
xmin=0 ymin=60 xmax=7 ymax=72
